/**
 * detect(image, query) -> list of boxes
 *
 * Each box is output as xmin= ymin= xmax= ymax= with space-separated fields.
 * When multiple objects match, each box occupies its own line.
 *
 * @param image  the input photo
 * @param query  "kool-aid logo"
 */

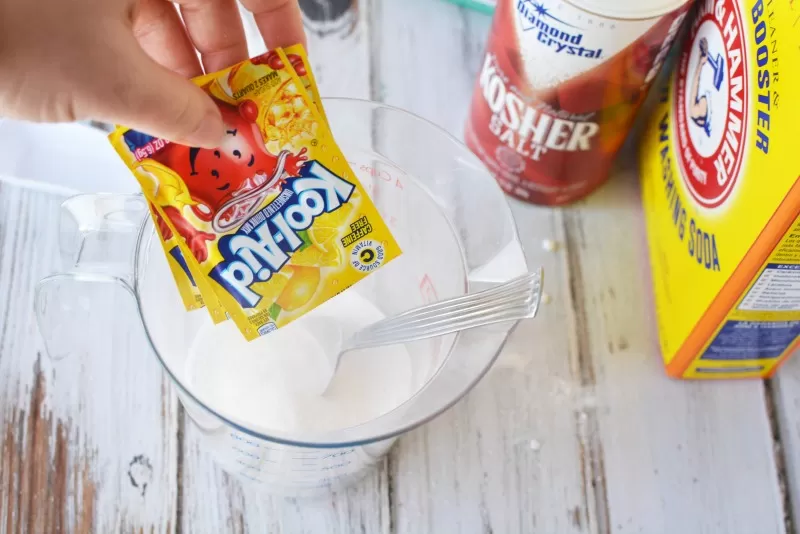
xmin=209 ymin=161 xmax=354 ymax=308
xmin=123 ymin=130 xmax=171 ymax=162
xmin=674 ymin=0 xmax=749 ymax=209
xmin=516 ymin=0 xmax=602 ymax=58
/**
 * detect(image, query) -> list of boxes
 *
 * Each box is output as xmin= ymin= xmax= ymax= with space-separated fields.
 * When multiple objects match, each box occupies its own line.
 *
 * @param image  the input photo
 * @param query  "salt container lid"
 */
xmin=566 ymin=0 xmax=691 ymax=20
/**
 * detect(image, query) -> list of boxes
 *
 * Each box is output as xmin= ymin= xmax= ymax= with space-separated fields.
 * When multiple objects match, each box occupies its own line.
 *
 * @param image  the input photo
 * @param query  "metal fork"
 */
xmin=324 ymin=270 xmax=543 ymax=385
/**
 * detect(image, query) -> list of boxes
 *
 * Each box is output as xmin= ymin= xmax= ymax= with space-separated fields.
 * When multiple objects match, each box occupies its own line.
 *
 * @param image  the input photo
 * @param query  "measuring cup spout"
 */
xmin=34 ymin=193 xmax=148 ymax=360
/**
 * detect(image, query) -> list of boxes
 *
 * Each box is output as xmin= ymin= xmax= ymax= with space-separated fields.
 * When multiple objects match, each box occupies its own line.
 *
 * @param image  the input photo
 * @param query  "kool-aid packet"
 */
xmin=139 ymin=176 xmax=228 ymax=323
xmin=109 ymin=45 xmax=402 ymax=340
xmin=133 ymin=44 xmax=325 ymax=319
xmin=148 ymin=202 xmax=204 ymax=311
xmin=280 ymin=44 xmax=329 ymax=128
xmin=147 ymin=202 xmax=228 ymax=324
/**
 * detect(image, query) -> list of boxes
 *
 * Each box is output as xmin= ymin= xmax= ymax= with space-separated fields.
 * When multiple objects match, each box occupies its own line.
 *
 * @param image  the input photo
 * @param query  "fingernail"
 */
xmin=186 ymin=109 xmax=225 ymax=148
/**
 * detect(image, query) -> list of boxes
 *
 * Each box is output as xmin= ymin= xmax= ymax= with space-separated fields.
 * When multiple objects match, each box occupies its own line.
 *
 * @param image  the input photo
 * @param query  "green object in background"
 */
xmin=441 ymin=0 xmax=495 ymax=14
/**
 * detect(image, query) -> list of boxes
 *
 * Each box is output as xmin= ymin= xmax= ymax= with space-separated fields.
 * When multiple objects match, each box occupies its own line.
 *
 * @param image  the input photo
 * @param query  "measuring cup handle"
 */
xmin=34 ymin=193 xmax=149 ymax=360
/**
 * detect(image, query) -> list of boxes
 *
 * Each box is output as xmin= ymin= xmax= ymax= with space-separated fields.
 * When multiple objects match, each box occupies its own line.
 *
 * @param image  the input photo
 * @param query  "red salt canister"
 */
xmin=465 ymin=0 xmax=692 ymax=205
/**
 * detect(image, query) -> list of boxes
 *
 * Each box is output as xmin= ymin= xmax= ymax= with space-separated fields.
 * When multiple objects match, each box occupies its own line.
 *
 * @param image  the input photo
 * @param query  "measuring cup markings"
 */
xmin=232 ymin=450 xmax=271 ymax=463
xmin=418 ymin=274 xmax=444 ymax=366
xmin=237 ymin=462 xmax=289 ymax=475
xmin=234 ymin=461 xmax=261 ymax=471
xmin=240 ymin=455 xmax=277 ymax=465
xmin=321 ymin=449 xmax=354 ymax=459
xmin=419 ymin=274 xmax=438 ymax=303
xmin=356 ymin=165 xmax=404 ymax=186
xmin=288 ymin=448 xmax=355 ymax=460
xmin=229 ymin=432 xmax=263 ymax=447
xmin=229 ymin=432 xmax=294 ymax=454
xmin=238 ymin=471 xmax=276 ymax=484
xmin=320 ymin=461 xmax=352 ymax=471
xmin=292 ymin=447 xmax=332 ymax=458
xmin=234 ymin=461 xmax=267 ymax=474
xmin=231 ymin=446 xmax=262 ymax=460
xmin=290 ymin=451 xmax=331 ymax=458
xmin=223 ymin=437 xmax=385 ymax=488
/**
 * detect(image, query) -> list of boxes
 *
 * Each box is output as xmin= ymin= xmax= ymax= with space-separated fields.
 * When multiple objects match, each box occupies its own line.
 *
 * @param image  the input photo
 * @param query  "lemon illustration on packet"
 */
xmin=109 ymin=45 xmax=402 ymax=341
xmin=125 ymin=44 xmax=327 ymax=322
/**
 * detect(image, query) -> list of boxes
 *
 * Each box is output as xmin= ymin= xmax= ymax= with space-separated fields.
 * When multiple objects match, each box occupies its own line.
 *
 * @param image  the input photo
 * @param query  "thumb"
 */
xmin=82 ymin=35 xmax=225 ymax=148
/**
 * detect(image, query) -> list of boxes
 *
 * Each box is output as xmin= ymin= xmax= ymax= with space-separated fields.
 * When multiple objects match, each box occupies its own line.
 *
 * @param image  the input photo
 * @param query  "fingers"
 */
xmin=72 ymin=0 xmax=304 ymax=148
xmin=239 ymin=0 xmax=306 ymax=49
xmin=132 ymin=0 xmax=204 ymax=78
xmin=84 ymin=32 xmax=224 ymax=148
xmin=136 ymin=0 xmax=304 ymax=76
xmin=175 ymin=0 xmax=250 ymax=73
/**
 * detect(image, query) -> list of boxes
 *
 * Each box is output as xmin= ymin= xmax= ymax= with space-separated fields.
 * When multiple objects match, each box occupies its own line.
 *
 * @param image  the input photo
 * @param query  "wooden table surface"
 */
xmin=2 ymin=0 xmax=800 ymax=532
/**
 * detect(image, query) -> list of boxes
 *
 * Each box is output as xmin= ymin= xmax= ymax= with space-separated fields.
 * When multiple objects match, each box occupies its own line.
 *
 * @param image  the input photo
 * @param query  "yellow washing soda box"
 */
xmin=110 ymin=46 xmax=402 ymax=340
xmin=639 ymin=0 xmax=800 ymax=378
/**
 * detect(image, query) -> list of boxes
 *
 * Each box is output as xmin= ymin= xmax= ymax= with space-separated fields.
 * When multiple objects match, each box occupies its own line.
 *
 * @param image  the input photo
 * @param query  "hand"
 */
xmin=0 ymin=0 xmax=306 ymax=148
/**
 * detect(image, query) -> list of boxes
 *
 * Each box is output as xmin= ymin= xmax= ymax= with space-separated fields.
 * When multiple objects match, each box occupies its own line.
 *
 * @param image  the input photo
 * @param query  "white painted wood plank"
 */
xmin=180 ymin=3 xmax=390 ymax=532
xmin=567 ymin=150 xmax=786 ymax=534
xmin=372 ymin=0 xmax=490 ymax=138
xmin=390 ymin=202 xmax=599 ymax=534
xmin=771 ymin=355 xmax=800 ymax=530
xmin=375 ymin=2 xmax=597 ymax=533
xmin=0 ymin=184 xmax=178 ymax=533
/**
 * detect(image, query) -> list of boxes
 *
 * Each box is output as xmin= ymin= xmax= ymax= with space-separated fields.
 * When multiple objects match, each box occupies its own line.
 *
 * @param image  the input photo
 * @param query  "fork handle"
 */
xmin=341 ymin=270 xmax=542 ymax=353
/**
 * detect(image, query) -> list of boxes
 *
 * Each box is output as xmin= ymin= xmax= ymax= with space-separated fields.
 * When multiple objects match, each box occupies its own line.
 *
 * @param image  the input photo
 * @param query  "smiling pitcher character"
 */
xmin=147 ymin=95 xmax=309 ymax=263
xmin=110 ymin=46 xmax=402 ymax=341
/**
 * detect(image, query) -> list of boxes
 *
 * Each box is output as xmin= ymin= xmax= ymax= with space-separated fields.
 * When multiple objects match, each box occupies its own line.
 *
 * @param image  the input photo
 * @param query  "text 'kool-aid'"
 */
xmin=109 ymin=45 xmax=402 ymax=341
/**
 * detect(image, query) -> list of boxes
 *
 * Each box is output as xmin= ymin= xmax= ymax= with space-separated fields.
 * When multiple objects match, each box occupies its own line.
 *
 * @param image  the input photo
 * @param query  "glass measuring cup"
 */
xmin=34 ymin=98 xmax=530 ymax=496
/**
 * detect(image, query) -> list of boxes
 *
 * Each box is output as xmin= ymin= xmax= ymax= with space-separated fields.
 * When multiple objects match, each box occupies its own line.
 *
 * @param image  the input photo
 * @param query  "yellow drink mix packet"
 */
xmin=109 ymin=46 xmax=402 ymax=340
xmin=280 ymin=45 xmax=329 ymax=128
xmin=125 ymin=46 xmax=326 ymax=320
xmin=111 ymin=132 xmax=228 ymax=323
xmin=130 ymin=46 xmax=326 ymax=320
xmin=148 ymin=202 xmax=205 ymax=311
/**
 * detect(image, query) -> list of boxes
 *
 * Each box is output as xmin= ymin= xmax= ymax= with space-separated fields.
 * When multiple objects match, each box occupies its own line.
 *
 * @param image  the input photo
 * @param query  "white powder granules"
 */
xmin=184 ymin=290 xmax=416 ymax=435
